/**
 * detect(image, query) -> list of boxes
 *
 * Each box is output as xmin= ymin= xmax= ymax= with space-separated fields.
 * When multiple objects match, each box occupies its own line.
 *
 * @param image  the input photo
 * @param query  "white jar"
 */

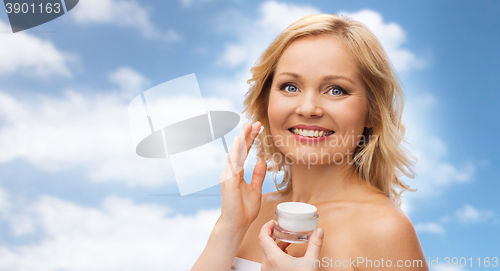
xmin=273 ymin=202 xmax=319 ymax=243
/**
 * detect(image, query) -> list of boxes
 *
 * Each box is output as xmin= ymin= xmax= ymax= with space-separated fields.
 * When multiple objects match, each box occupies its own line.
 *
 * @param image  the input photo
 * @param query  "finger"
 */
xmin=220 ymin=122 xmax=257 ymax=185
xmin=231 ymin=122 xmax=257 ymax=176
xmin=233 ymin=129 xmax=249 ymax=177
xmin=258 ymin=220 xmax=283 ymax=256
xmin=243 ymin=121 xmax=252 ymax=136
xmin=245 ymin=121 xmax=262 ymax=153
xmin=220 ymin=135 xmax=239 ymax=182
xmin=220 ymin=134 xmax=245 ymax=184
xmin=250 ymin=159 xmax=267 ymax=193
xmin=241 ymin=122 xmax=251 ymax=136
xmin=304 ymin=228 xmax=324 ymax=260
xmin=277 ymin=241 xmax=291 ymax=252
xmin=240 ymin=122 xmax=251 ymax=150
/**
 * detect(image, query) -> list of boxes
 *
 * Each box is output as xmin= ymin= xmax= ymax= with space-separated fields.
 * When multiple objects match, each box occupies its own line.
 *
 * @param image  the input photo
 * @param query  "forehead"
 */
xmin=275 ymin=34 xmax=360 ymax=83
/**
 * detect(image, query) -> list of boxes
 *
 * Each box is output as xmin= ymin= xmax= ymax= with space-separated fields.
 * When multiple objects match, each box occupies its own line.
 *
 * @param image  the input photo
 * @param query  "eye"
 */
xmin=327 ymin=86 xmax=348 ymax=96
xmin=280 ymin=83 xmax=298 ymax=93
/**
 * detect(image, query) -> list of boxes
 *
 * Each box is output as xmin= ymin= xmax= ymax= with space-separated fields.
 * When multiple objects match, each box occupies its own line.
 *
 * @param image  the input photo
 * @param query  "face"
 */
xmin=267 ymin=34 xmax=372 ymax=166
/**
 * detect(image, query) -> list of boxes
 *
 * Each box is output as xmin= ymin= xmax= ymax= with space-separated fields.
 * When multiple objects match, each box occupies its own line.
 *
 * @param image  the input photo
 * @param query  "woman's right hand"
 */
xmin=218 ymin=121 xmax=267 ymax=234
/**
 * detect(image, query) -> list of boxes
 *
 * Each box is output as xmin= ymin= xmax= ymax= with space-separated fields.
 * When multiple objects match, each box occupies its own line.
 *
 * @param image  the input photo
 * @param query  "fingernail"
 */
xmin=316 ymin=228 xmax=324 ymax=239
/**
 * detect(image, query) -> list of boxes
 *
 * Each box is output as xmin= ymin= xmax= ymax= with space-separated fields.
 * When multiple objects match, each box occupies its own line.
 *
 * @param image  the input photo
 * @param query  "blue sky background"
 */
xmin=0 ymin=0 xmax=498 ymax=270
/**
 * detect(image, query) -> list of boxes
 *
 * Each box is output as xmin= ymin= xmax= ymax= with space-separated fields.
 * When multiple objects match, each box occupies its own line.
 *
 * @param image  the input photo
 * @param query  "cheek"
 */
xmin=334 ymin=100 xmax=368 ymax=128
xmin=267 ymin=94 xmax=288 ymax=128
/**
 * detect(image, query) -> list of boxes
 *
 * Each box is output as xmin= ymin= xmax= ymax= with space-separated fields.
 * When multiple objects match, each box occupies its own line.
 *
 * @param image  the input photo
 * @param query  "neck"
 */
xmin=284 ymin=159 xmax=366 ymax=205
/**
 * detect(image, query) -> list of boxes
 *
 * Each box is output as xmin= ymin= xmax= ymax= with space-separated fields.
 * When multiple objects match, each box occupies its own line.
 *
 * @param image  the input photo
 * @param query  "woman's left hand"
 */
xmin=259 ymin=219 xmax=324 ymax=271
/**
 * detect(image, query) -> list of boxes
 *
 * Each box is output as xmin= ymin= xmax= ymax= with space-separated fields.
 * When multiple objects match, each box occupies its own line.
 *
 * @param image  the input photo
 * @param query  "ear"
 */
xmin=364 ymin=112 xmax=373 ymax=129
xmin=365 ymin=119 xmax=373 ymax=129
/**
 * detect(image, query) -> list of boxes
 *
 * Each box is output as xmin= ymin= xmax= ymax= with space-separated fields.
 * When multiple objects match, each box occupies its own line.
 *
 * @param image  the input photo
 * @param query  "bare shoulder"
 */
xmin=315 ymin=193 xmax=428 ymax=270
xmin=349 ymin=196 xmax=428 ymax=270
xmin=355 ymin=198 xmax=415 ymax=244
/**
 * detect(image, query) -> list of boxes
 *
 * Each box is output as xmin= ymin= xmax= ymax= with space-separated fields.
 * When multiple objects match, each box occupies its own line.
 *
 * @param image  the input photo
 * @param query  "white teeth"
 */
xmin=291 ymin=128 xmax=333 ymax=138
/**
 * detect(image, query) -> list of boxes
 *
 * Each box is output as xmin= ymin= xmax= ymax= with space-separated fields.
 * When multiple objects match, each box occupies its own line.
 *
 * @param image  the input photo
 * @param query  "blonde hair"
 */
xmin=242 ymin=13 xmax=416 ymax=206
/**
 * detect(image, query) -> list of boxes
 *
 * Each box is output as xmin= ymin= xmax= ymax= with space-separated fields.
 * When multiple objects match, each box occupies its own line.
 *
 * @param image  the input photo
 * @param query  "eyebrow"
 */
xmin=277 ymin=72 xmax=355 ymax=84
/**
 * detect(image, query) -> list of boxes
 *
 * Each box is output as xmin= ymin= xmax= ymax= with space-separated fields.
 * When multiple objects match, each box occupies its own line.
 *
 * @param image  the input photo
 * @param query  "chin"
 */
xmin=280 ymin=149 xmax=345 ymax=166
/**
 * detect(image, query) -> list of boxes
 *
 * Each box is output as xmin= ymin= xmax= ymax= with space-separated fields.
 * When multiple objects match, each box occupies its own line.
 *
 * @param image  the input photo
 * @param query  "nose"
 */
xmin=295 ymin=92 xmax=324 ymax=118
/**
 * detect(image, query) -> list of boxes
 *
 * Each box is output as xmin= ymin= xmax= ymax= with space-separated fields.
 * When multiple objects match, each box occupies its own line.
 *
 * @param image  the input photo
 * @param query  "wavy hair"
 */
xmin=242 ymin=13 xmax=417 ymax=206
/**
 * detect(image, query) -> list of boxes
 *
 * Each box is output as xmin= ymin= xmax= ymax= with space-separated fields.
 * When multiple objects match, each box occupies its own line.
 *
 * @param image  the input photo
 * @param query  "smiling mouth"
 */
xmin=288 ymin=128 xmax=335 ymax=138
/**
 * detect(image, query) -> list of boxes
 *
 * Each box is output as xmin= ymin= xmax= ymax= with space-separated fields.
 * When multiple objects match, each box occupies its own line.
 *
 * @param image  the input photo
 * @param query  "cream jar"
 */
xmin=273 ymin=202 xmax=319 ymax=243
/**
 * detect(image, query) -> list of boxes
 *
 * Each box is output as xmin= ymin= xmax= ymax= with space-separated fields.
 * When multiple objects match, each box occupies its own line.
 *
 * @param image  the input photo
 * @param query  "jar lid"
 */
xmin=276 ymin=202 xmax=317 ymax=219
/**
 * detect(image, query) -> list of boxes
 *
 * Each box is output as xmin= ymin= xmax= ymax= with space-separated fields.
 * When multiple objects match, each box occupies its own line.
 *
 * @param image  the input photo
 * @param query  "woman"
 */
xmin=192 ymin=13 xmax=428 ymax=271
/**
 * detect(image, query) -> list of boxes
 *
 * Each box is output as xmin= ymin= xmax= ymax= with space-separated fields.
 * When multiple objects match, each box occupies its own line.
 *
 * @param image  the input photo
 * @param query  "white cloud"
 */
xmin=256 ymin=1 xmax=320 ymax=34
xmin=218 ymin=44 xmax=248 ymax=68
xmin=401 ymin=91 xmax=475 ymax=203
xmin=71 ymin=0 xmax=180 ymax=42
xmin=0 ymin=194 xmax=220 ymax=271
xmin=0 ymin=20 xmax=76 ymax=78
xmin=0 ymin=68 xmax=240 ymax=187
xmin=455 ymin=204 xmax=495 ymax=224
xmin=109 ymin=67 xmax=151 ymax=98
xmin=0 ymin=88 xmax=171 ymax=187
xmin=339 ymin=9 xmax=425 ymax=72
xmin=415 ymin=222 xmax=445 ymax=235
xmin=203 ymin=96 xmax=239 ymax=112
xmin=415 ymin=204 xmax=496 ymax=236
xmin=217 ymin=1 xmax=319 ymax=70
